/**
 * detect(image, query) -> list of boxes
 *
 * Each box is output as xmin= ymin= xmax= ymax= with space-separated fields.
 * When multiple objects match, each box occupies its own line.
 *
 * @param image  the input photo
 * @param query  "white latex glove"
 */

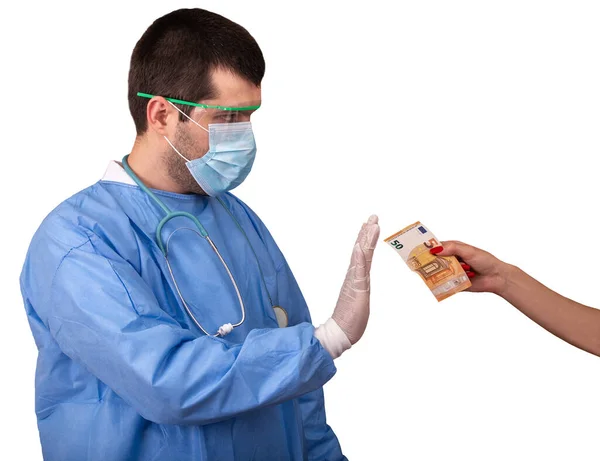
xmin=314 ymin=215 xmax=380 ymax=359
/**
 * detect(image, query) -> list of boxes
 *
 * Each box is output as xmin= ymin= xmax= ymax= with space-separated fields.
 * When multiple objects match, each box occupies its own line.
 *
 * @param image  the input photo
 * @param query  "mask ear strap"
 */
xmin=168 ymin=101 xmax=209 ymax=133
xmin=164 ymin=136 xmax=190 ymax=162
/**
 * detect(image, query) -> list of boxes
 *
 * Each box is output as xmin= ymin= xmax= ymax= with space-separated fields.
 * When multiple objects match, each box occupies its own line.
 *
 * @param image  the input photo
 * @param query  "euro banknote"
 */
xmin=385 ymin=222 xmax=471 ymax=301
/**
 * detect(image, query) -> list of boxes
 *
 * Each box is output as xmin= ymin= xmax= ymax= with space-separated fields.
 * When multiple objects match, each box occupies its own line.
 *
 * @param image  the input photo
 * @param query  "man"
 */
xmin=20 ymin=8 xmax=380 ymax=461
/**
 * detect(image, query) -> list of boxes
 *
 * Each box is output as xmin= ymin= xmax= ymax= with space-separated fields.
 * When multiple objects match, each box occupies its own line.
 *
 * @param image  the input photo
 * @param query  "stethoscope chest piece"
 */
xmin=273 ymin=306 xmax=288 ymax=328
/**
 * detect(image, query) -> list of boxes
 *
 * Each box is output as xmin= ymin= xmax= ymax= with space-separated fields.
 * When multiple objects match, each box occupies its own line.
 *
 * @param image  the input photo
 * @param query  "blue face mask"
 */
xmin=165 ymin=102 xmax=257 ymax=196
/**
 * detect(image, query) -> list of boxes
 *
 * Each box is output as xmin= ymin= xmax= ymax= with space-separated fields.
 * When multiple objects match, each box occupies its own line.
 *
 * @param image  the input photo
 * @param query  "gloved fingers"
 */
xmin=354 ymin=215 xmax=379 ymax=250
xmin=354 ymin=244 xmax=367 ymax=280
xmin=364 ymin=220 xmax=380 ymax=251
xmin=361 ymin=216 xmax=380 ymax=272
xmin=346 ymin=214 xmax=378 ymax=286
xmin=355 ymin=215 xmax=379 ymax=251
xmin=355 ymin=224 xmax=368 ymax=250
xmin=350 ymin=244 xmax=369 ymax=292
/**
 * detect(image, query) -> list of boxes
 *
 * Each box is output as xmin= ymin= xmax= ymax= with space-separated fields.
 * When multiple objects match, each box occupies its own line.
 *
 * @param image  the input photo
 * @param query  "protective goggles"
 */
xmin=137 ymin=92 xmax=260 ymax=124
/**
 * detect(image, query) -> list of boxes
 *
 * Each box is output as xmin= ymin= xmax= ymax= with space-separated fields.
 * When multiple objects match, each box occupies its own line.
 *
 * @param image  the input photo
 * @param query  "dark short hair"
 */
xmin=128 ymin=8 xmax=265 ymax=135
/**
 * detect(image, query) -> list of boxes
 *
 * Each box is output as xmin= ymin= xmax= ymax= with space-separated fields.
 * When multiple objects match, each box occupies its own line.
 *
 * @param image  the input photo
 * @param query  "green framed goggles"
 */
xmin=137 ymin=92 xmax=261 ymax=111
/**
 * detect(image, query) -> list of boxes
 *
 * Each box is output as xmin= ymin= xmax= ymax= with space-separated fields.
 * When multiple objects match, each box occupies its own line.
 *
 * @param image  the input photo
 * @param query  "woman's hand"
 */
xmin=430 ymin=241 xmax=514 ymax=296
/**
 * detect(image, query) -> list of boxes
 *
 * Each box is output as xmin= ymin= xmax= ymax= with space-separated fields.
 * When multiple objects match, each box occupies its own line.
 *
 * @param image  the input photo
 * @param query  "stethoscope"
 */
xmin=121 ymin=155 xmax=288 ymax=337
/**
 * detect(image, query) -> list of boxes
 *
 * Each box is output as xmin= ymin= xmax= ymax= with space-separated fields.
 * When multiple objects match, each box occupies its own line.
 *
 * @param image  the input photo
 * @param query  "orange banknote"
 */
xmin=385 ymin=222 xmax=471 ymax=301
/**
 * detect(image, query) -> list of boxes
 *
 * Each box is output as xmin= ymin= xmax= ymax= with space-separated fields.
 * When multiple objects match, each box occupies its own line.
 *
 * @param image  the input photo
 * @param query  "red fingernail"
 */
xmin=467 ymin=271 xmax=476 ymax=278
xmin=430 ymin=246 xmax=443 ymax=255
xmin=461 ymin=264 xmax=471 ymax=271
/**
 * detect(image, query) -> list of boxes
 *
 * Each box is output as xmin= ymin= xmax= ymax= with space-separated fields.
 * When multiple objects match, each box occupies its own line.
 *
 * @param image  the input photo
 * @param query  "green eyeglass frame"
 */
xmin=137 ymin=92 xmax=261 ymax=111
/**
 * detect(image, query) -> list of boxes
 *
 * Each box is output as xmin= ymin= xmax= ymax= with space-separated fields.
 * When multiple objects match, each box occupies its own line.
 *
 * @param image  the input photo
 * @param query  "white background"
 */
xmin=1 ymin=1 xmax=599 ymax=459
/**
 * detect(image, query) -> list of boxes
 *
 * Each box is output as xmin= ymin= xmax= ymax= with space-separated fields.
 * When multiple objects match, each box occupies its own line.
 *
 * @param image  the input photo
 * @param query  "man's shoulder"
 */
xmin=20 ymin=182 xmax=135 ymax=295
xmin=26 ymin=182 xmax=127 ymax=260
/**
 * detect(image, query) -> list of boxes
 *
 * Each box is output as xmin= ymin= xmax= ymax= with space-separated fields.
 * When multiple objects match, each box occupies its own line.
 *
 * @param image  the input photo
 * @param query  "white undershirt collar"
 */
xmin=100 ymin=160 xmax=136 ymax=186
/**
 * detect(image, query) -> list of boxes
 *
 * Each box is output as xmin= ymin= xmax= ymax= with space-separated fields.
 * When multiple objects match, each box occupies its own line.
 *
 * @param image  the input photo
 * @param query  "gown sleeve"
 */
xmin=21 ymin=222 xmax=337 ymax=426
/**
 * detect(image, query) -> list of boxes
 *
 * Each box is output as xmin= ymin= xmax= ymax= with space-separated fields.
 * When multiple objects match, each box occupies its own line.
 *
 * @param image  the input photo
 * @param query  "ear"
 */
xmin=146 ymin=97 xmax=178 ymax=137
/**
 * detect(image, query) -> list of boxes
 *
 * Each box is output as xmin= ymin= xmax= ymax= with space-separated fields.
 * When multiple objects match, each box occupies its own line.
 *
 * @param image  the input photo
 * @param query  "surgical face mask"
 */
xmin=165 ymin=102 xmax=257 ymax=196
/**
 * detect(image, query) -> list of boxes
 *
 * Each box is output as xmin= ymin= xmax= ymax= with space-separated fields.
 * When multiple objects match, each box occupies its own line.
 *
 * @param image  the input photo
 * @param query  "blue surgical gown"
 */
xmin=20 ymin=168 xmax=346 ymax=461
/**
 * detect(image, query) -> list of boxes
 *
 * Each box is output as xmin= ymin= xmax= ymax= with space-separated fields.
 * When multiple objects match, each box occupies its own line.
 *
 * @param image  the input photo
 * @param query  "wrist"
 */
xmin=495 ymin=263 xmax=520 ymax=298
xmin=314 ymin=318 xmax=352 ymax=360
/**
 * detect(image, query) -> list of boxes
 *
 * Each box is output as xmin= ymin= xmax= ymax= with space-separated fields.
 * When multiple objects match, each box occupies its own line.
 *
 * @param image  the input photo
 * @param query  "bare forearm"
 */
xmin=501 ymin=265 xmax=600 ymax=356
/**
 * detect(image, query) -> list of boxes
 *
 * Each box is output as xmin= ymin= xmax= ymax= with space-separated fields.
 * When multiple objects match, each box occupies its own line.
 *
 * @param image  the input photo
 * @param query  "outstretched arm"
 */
xmin=434 ymin=241 xmax=600 ymax=357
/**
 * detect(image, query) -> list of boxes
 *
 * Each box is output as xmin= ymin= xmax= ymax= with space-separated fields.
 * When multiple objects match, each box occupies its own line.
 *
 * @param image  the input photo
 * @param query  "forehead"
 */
xmin=206 ymin=68 xmax=261 ymax=107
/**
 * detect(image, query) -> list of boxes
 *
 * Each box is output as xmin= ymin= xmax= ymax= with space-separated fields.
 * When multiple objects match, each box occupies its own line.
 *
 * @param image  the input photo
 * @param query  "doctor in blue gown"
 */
xmin=20 ymin=8 xmax=380 ymax=461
